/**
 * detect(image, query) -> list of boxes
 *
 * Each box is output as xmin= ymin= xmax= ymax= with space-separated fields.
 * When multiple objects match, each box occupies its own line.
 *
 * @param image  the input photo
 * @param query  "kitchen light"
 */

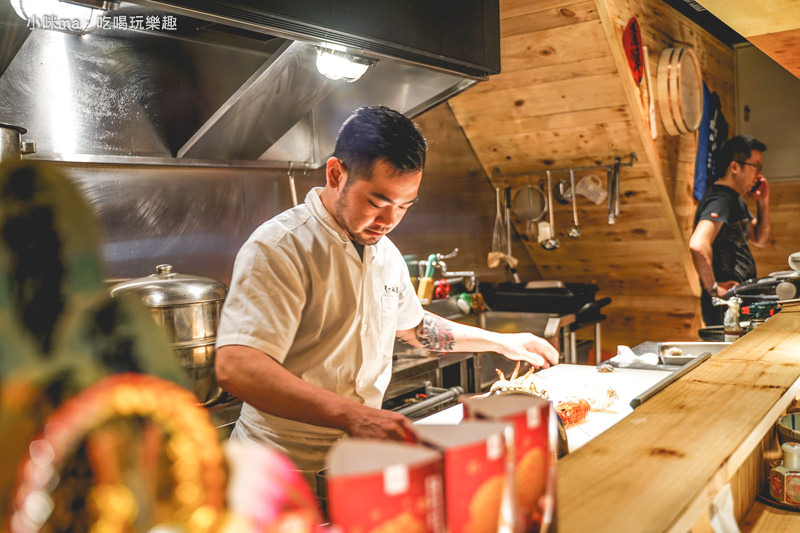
xmin=315 ymin=47 xmax=374 ymax=83
xmin=9 ymin=0 xmax=108 ymax=34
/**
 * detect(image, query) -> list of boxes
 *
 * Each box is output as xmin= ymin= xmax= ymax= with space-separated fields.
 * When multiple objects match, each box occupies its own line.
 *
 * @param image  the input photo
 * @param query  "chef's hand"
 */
xmin=494 ymin=332 xmax=559 ymax=369
xmin=342 ymin=404 xmax=418 ymax=443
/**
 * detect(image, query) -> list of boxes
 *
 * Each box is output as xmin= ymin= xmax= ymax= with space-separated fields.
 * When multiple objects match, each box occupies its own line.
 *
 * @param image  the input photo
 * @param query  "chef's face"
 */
xmin=330 ymin=158 xmax=422 ymax=245
xmin=731 ymin=150 xmax=764 ymax=194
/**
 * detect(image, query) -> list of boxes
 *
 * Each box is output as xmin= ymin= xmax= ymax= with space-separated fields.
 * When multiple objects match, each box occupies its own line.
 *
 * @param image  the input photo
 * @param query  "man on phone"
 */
xmin=689 ymin=135 xmax=771 ymax=326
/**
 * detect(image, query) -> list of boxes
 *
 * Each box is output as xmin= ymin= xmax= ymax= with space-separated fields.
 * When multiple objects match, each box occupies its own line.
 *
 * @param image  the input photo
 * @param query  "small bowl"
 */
xmin=789 ymin=252 xmax=800 ymax=272
xmin=778 ymin=413 xmax=800 ymax=444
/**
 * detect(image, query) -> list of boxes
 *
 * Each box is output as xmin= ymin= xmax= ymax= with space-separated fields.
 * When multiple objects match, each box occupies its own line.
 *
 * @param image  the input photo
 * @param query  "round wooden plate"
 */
xmin=656 ymin=47 xmax=703 ymax=136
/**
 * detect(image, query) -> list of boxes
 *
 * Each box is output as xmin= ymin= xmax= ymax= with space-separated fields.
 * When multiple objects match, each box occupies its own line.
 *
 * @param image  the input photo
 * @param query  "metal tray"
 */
xmin=656 ymin=341 xmax=730 ymax=365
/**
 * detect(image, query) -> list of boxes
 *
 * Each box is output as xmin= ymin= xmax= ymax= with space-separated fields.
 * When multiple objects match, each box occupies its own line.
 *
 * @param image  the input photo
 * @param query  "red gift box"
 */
xmin=326 ymin=440 xmax=445 ymax=533
xmin=463 ymin=394 xmax=556 ymax=533
xmin=416 ymin=422 xmax=509 ymax=533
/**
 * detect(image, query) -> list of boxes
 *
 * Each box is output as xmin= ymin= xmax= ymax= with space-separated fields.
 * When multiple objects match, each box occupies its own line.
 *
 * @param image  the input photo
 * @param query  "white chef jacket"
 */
xmin=216 ymin=187 xmax=424 ymax=474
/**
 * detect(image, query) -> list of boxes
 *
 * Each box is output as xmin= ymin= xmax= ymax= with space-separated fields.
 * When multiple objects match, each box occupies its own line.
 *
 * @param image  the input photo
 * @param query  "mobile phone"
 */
xmin=750 ymin=177 xmax=765 ymax=194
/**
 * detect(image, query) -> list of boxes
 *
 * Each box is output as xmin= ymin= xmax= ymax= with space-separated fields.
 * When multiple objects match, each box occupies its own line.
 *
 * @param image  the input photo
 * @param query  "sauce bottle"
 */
xmin=722 ymin=297 xmax=743 ymax=341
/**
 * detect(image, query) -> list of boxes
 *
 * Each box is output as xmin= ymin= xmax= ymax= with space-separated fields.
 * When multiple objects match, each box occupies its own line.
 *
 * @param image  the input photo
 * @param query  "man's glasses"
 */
xmin=736 ymin=160 xmax=763 ymax=173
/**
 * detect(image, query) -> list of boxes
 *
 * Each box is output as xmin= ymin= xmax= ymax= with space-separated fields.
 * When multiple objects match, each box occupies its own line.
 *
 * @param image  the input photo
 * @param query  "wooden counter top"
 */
xmin=557 ymin=304 xmax=800 ymax=532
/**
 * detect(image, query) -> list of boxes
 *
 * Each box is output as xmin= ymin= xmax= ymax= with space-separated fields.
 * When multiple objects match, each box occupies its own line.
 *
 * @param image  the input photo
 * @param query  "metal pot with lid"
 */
xmin=109 ymin=264 xmax=227 ymax=406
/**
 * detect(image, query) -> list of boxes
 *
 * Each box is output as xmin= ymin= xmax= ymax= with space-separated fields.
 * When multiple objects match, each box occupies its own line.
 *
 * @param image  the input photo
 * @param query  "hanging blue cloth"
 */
xmin=693 ymin=82 xmax=729 ymax=201
xmin=693 ymin=83 xmax=711 ymax=201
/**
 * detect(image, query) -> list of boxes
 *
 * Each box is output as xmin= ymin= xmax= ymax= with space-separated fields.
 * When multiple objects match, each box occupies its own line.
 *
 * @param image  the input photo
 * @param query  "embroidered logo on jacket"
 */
xmin=383 ymin=285 xmax=399 ymax=296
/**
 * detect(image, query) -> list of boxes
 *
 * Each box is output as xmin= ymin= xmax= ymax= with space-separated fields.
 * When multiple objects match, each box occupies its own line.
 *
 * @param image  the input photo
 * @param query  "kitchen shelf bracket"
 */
xmin=490 ymin=152 xmax=638 ymax=181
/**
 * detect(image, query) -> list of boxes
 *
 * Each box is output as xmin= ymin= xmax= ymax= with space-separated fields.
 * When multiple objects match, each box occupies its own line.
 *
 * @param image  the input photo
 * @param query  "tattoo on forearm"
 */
xmin=415 ymin=313 xmax=455 ymax=351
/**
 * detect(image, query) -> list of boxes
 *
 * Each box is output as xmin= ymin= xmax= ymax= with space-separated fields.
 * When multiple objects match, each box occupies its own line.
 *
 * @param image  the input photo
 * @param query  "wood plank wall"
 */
xmin=448 ymin=0 xmax=737 ymax=353
xmin=751 ymin=181 xmax=800 ymax=275
xmin=620 ymin=0 xmax=737 ymax=239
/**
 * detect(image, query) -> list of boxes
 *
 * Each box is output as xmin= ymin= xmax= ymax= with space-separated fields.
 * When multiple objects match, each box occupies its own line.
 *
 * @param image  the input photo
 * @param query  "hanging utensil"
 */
xmin=567 ymin=168 xmax=581 ymax=238
xmin=512 ymin=177 xmax=546 ymax=240
xmin=613 ymin=157 xmax=621 ymax=218
xmin=607 ymin=166 xmax=616 ymax=225
xmin=542 ymin=170 xmax=560 ymax=250
xmin=622 ymin=17 xmax=645 ymax=85
xmin=553 ymin=178 xmax=571 ymax=205
xmin=642 ymin=45 xmax=658 ymax=140
xmin=505 ymin=187 xmax=521 ymax=282
xmin=287 ymin=162 xmax=298 ymax=207
xmin=512 ymin=179 xmax=546 ymax=220
xmin=488 ymin=186 xmax=508 ymax=268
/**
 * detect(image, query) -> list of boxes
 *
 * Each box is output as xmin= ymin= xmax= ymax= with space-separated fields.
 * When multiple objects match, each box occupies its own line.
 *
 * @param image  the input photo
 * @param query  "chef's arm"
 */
xmin=396 ymin=311 xmax=559 ymax=368
xmin=689 ymin=219 xmax=735 ymax=297
xmin=215 ymin=345 xmax=415 ymax=440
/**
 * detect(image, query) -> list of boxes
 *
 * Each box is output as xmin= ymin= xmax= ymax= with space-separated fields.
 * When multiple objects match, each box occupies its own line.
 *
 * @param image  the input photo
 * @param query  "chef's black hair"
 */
xmin=713 ymin=135 xmax=767 ymax=180
xmin=332 ymin=105 xmax=427 ymax=182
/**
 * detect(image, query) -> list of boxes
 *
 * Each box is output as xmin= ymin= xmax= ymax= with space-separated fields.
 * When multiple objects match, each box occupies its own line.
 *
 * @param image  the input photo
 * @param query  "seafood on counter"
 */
xmin=553 ymin=383 xmax=620 ymax=426
xmin=582 ymin=384 xmax=619 ymax=411
xmin=596 ymin=362 xmax=615 ymax=373
xmin=487 ymin=363 xmax=621 ymax=428
xmin=490 ymin=363 xmax=548 ymax=399
xmin=554 ymin=384 xmax=617 ymax=427
xmin=555 ymin=399 xmax=591 ymax=427
xmin=489 ymin=363 xmax=619 ymax=411
xmin=664 ymin=346 xmax=684 ymax=356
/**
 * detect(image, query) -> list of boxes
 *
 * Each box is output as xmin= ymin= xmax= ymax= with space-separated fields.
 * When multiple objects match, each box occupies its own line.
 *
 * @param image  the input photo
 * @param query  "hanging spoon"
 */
xmin=542 ymin=170 xmax=561 ymax=250
xmin=287 ymin=162 xmax=298 ymax=207
xmin=568 ymin=168 xmax=581 ymax=238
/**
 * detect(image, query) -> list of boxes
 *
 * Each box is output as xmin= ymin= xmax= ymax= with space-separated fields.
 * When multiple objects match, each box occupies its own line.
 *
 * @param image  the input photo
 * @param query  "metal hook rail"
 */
xmin=489 ymin=152 xmax=638 ymax=181
xmin=490 ymin=152 xmax=638 ymax=227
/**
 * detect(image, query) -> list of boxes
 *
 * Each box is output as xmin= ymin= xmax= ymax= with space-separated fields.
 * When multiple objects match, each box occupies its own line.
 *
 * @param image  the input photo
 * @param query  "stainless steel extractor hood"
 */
xmin=0 ymin=0 xmax=499 ymax=167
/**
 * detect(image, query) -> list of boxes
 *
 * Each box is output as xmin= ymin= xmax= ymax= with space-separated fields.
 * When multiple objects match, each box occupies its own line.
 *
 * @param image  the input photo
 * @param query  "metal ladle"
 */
xmin=542 ymin=170 xmax=561 ymax=250
xmin=287 ymin=162 xmax=298 ymax=207
xmin=568 ymin=168 xmax=581 ymax=238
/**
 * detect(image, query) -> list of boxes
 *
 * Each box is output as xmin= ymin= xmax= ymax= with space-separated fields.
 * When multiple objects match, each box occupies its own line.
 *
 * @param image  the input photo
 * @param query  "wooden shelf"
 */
xmin=741 ymin=500 xmax=800 ymax=532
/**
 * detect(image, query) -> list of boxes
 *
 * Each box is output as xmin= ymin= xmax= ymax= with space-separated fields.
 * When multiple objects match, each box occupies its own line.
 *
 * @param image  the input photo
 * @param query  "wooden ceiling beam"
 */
xmin=697 ymin=0 xmax=800 ymax=79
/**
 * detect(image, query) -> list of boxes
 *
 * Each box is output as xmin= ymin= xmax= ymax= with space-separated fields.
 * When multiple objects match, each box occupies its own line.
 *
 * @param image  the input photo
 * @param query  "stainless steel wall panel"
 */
xmin=59 ymin=163 xmax=292 ymax=283
xmin=0 ymin=26 xmax=269 ymax=160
